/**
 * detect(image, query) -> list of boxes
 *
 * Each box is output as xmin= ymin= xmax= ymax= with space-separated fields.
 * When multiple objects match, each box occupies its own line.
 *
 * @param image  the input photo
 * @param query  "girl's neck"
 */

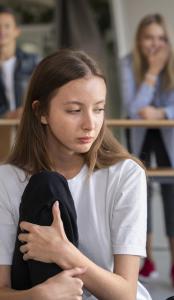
xmin=55 ymin=161 xmax=84 ymax=180
xmin=52 ymin=152 xmax=85 ymax=179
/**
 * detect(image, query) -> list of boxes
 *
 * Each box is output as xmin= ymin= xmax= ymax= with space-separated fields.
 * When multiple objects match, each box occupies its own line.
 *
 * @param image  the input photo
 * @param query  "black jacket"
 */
xmin=11 ymin=171 xmax=78 ymax=290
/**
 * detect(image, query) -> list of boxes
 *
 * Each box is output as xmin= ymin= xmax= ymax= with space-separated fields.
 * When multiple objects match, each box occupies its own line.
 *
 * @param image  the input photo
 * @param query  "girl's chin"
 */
xmin=76 ymin=145 xmax=92 ymax=153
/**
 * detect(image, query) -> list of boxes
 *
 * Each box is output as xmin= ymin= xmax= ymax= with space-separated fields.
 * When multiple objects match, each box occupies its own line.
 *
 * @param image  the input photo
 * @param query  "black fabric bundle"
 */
xmin=11 ymin=171 xmax=78 ymax=289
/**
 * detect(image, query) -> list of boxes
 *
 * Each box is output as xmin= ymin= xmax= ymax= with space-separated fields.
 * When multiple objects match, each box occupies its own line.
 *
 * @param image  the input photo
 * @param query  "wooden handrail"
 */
xmin=1 ymin=118 xmax=174 ymax=127
xmin=147 ymin=168 xmax=174 ymax=177
xmin=146 ymin=168 xmax=174 ymax=183
xmin=0 ymin=119 xmax=19 ymax=125
xmin=106 ymin=119 xmax=174 ymax=127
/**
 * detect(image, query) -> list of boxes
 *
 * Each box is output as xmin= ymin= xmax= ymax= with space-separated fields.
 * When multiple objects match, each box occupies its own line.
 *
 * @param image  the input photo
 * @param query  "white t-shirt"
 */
xmin=0 ymin=159 xmax=151 ymax=300
xmin=1 ymin=56 xmax=16 ymax=110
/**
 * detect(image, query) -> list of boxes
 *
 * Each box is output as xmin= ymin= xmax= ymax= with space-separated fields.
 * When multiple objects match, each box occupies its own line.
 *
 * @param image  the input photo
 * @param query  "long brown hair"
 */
xmin=133 ymin=13 xmax=174 ymax=89
xmin=7 ymin=49 xmax=140 ymax=174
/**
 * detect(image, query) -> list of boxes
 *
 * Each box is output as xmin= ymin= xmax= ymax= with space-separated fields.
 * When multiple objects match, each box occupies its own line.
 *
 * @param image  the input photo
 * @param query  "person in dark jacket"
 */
xmin=0 ymin=5 xmax=39 ymax=118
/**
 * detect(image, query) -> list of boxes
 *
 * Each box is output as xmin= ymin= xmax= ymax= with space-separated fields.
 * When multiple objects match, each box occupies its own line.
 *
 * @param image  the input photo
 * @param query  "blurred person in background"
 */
xmin=0 ymin=5 xmax=40 ymax=119
xmin=120 ymin=13 xmax=174 ymax=285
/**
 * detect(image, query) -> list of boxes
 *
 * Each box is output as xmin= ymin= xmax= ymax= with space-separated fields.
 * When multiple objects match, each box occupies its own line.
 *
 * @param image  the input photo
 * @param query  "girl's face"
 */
xmin=139 ymin=23 xmax=167 ymax=57
xmin=41 ymin=76 xmax=106 ymax=156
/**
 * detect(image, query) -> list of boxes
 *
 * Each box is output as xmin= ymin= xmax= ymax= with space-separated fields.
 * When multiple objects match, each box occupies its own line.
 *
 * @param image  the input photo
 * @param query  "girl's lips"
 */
xmin=78 ymin=137 xmax=93 ymax=143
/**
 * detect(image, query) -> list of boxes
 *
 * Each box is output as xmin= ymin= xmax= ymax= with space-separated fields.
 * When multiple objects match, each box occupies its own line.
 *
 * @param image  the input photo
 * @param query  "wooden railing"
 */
xmin=106 ymin=119 xmax=174 ymax=128
xmin=1 ymin=118 xmax=174 ymax=127
xmin=0 ymin=119 xmax=19 ymax=126
xmin=106 ymin=119 xmax=174 ymax=182
xmin=0 ymin=118 xmax=174 ymax=182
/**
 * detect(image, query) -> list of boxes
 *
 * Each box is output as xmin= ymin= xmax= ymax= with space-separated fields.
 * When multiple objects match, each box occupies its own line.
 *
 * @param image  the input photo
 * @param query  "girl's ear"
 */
xmin=40 ymin=115 xmax=48 ymax=125
xmin=32 ymin=100 xmax=48 ymax=124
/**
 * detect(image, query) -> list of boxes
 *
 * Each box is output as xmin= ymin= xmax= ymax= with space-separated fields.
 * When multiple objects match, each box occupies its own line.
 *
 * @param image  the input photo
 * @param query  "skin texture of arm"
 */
xmin=0 ymin=265 xmax=84 ymax=300
xmin=56 ymin=247 xmax=139 ymax=300
xmin=0 ymin=266 xmax=33 ymax=300
xmin=19 ymin=202 xmax=140 ymax=300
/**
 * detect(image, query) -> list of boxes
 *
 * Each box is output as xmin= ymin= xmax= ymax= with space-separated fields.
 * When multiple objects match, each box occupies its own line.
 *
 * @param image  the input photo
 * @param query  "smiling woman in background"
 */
xmin=120 ymin=13 xmax=174 ymax=285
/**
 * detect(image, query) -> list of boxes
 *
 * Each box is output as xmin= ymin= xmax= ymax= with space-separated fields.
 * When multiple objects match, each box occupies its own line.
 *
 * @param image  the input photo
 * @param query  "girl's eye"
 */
xmin=66 ymin=109 xmax=81 ymax=113
xmin=94 ymin=108 xmax=105 ymax=113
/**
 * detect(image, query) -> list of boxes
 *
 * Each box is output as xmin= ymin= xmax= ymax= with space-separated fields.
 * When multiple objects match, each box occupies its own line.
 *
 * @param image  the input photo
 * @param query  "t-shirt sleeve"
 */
xmin=0 ymin=180 xmax=17 ymax=265
xmin=110 ymin=161 xmax=147 ymax=257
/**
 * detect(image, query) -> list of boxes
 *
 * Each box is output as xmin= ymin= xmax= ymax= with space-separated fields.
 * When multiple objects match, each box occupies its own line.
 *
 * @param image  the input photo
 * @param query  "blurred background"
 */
xmin=1 ymin=0 xmax=174 ymax=119
xmin=0 ymin=0 xmax=122 ymax=119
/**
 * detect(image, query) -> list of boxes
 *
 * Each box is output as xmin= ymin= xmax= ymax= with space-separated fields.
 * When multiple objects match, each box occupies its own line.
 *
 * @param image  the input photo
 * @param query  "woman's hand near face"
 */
xmin=19 ymin=201 xmax=70 ymax=266
xmin=33 ymin=268 xmax=84 ymax=300
xmin=147 ymin=44 xmax=170 ymax=75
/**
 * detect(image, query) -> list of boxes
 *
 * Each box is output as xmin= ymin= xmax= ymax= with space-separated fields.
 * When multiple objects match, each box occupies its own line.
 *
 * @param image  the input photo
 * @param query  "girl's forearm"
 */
xmin=54 ymin=243 xmax=136 ymax=300
xmin=80 ymin=259 xmax=135 ymax=300
xmin=0 ymin=286 xmax=36 ymax=300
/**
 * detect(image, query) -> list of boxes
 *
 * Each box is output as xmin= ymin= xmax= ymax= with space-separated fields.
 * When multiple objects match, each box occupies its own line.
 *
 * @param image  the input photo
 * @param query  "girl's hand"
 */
xmin=138 ymin=106 xmax=166 ymax=119
xmin=33 ymin=267 xmax=85 ymax=300
xmin=147 ymin=45 xmax=170 ymax=75
xmin=19 ymin=201 xmax=69 ymax=264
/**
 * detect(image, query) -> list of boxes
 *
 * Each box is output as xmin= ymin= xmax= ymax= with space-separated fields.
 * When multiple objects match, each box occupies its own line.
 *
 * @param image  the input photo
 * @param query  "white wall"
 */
xmin=110 ymin=0 xmax=174 ymax=58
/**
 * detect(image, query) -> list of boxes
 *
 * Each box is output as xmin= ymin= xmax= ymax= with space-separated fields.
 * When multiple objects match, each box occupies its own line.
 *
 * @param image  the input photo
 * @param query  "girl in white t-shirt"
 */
xmin=0 ymin=49 xmax=151 ymax=300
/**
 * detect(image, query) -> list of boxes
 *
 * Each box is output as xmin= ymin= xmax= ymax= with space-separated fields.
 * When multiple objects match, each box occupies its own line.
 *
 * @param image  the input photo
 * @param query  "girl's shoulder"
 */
xmin=0 ymin=163 xmax=23 ymax=175
xmin=107 ymin=159 xmax=146 ymax=199
xmin=109 ymin=158 xmax=144 ymax=176
xmin=0 ymin=163 xmax=27 ymax=186
xmin=94 ymin=159 xmax=145 ymax=188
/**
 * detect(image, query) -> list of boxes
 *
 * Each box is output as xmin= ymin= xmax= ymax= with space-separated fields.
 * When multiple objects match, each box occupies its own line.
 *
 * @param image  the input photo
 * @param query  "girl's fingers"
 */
xmin=20 ymin=221 xmax=38 ymax=232
xmin=52 ymin=201 xmax=68 ymax=239
xmin=52 ymin=201 xmax=61 ymax=227
xmin=18 ymin=233 xmax=30 ymax=242
xmin=23 ymin=252 xmax=30 ymax=261
xmin=20 ymin=244 xmax=28 ymax=254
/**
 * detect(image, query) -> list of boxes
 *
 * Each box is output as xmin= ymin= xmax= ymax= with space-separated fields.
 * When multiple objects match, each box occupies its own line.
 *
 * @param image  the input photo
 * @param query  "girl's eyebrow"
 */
xmin=63 ymin=100 xmax=106 ymax=105
xmin=63 ymin=101 xmax=82 ymax=105
xmin=95 ymin=100 xmax=106 ymax=105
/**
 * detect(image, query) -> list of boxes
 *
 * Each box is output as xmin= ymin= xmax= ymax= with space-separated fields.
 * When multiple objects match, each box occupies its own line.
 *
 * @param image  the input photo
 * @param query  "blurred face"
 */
xmin=0 ymin=13 xmax=20 ymax=47
xmin=41 ymin=76 xmax=106 ymax=156
xmin=139 ymin=23 xmax=168 ymax=57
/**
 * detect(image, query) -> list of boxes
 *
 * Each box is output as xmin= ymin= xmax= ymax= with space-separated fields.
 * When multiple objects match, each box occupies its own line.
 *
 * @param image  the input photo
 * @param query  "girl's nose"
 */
xmin=82 ymin=113 xmax=95 ymax=131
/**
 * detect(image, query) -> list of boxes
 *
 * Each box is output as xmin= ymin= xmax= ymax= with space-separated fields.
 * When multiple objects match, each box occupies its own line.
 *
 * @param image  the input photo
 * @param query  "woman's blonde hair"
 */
xmin=133 ymin=13 xmax=174 ymax=89
xmin=7 ymin=49 xmax=142 ymax=174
